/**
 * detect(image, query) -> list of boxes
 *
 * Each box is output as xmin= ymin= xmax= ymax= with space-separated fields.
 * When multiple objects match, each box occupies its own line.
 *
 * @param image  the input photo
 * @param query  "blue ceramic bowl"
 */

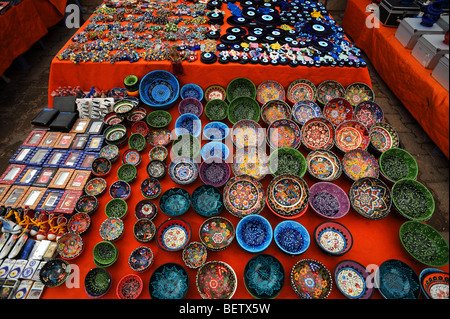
xmin=203 ymin=122 xmax=230 ymax=141
xmin=236 ymin=215 xmax=273 ymax=253
xmin=201 ymin=142 xmax=230 ymax=161
xmin=149 ymin=262 xmax=189 ymax=299
xmin=175 ymin=113 xmax=202 ymax=137
xmin=375 ymin=259 xmax=421 ymax=299
xmin=109 ymin=180 xmax=131 ymax=200
xmin=274 ymin=220 xmax=310 ymax=255
xmin=159 ymin=188 xmax=191 ymax=217
xmin=139 ymin=70 xmax=180 ymax=109
xmin=180 ymin=83 xmax=203 ymax=101
xmin=191 ymin=185 xmax=223 ymax=217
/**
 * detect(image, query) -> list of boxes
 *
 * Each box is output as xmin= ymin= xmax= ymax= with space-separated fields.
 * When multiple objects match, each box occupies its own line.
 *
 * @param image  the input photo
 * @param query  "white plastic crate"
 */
xmin=395 ymin=18 xmax=444 ymax=49
xmin=412 ymin=34 xmax=450 ymax=69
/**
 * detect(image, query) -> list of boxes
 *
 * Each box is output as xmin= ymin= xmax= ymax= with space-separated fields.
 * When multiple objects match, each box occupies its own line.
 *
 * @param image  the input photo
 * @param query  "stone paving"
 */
xmin=0 ymin=3 xmax=448 ymax=242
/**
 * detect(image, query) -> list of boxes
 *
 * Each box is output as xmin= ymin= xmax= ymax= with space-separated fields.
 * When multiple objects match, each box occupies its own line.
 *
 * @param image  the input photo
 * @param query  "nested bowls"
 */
xmin=139 ymin=70 xmax=180 ymax=109
xmin=309 ymin=182 xmax=350 ymax=219
xmin=199 ymin=216 xmax=235 ymax=251
xmin=244 ymin=254 xmax=285 ymax=299
xmin=306 ymin=149 xmax=342 ymax=182
xmin=375 ymin=259 xmax=421 ymax=299
xmin=192 ymin=185 xmax=223 ymax=218
xmin=223 ymin=175 xmax=265 ymax=218
xmin=314 ymin=221 xmax=353 ymax=256
xmin=256 ymin=80 xmax=285 ymax=104
xmin=146 ymin=110 xmax=172 ymax=128
xmin=301 ymin=117 xmax=335 ymax=151
xmin=266 ymin=119 xmax=301 ymax=149
xmin=117 ymin=163 xmax=137 ymax=183
xmin=261 ymin=99 xmax=292 ymax=125
xmin=156 ymin=218 xmax=192 ymax=252
xmin=128 ymin=246 xmax=153 ymax=272
xmin=236 ymin=214 xmax=273 ymax=253
xmin=274 ymin=220 xmax=310 ymax=255
xmin=196 ymin=261 xmax=237 ymax=299
xmin=159 ymin=188 xmax=191 ymax=217
xmin=228 ymin=96 xmax=260 ymax=124
xmin=205 ymin=99 xmax=229 ymax=121
xmin=268 ymin=147 xmax=307 ymax=177
xmin=180 ymin=83 xmax=203 ymax=100
xmin=178 ymin=97 xmax=204 ymax=117
xmin=175 ymin=113 xmax=202 ymax=137
xmin=334 ymin=260 xmax=374 ymax=299
xmin=116 ymin=274 xmax=143 ymax=299
xmin=84 ymin=267 xmax=112 ymax=298
xmin=93 ymin=241 xmax=119 ymax=268
xmin=335 ymin=120 xmax=370 ymax=152
xmin=199 ymin=157 xmax=231 ymax=188
xmin=392 ymin=179 xmax=435 ymax=221
xmin=57 ymin=232 xmax=84 ymax=260
xmin=169 ymin=156 xmax=199 ymax=185
xmin=203 ymin=122 xmax=230 ymax=141
xmin=91 ymin=157 xmax=111 ymax=177
xmin=227 ymin=77 xmax=256 ymax=102
xmin=379 ymin=148 xmax=418 ymax=183
xmin=149 ymin=263 xmax=190 ymax=299
xmin=183 ymin=242 xmax=208 ymax=269
xmin=290 ymin=259 xmax=333 ymax=299
xmin=342 ymin=149 xmax=379 ymax=181
xmin=105 ymin=198 xmax=128 ymax=219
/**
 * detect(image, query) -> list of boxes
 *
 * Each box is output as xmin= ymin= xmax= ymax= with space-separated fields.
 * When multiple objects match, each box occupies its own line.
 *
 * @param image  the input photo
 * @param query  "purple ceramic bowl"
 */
xmin=199 ymin=156 xmax=231 ymax=188
xmin=178 ymin=97 xmax=203 ymax=117
xmin=309 ymin=182 xmax=350 ymax=219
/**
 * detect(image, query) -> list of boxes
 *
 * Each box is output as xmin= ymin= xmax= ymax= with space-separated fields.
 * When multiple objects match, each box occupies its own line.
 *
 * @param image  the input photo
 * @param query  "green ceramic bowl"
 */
xmin=105 ymin=198 xmax=128 ymax=219
xmin=117 ymin=163 xmax=137 ymax=183
xmin=124 ymin=75 xmax=139 ymax=92
xmin=128 ymin=133 xmax=147 ymax=152
xmin=228 ymin=96 xmax=260 ymax=125
xmin=146 ymin=110 xmax=172 ymax=128
xmin=205 ymin=99 xmax=228 ymax=121
xmin=392 ymin=179 xmax=435 ymax=221
xmin=399 ymin=221 xmax=449 ymax=267
xmin=93 ymin=241 xmax=119 ymax=268
xmin=268 ymin=147 xmax=307 ymax=177
xmin=379 ymin=148 xmax=418 ymax=183
xmin=226 ymin=77 xmax=256 ymax=102
xmin=172 ymin=134 xmax=201 ymax=159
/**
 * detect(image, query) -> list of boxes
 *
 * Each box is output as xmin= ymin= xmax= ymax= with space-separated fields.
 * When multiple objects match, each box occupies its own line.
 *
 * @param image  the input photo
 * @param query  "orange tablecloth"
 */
xmin=342 ymin=0 xmax=449 ymax=158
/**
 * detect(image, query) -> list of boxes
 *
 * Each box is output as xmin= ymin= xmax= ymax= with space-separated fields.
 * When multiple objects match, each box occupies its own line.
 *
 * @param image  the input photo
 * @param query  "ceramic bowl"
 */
xmin=301 ymin=117 xmax=335 ymax=151
xmin=128 ymin=133 xmax=146 ymax=152
xmin=116 ymin=274 xmax=143 ymax=299
xmin=156 ymin=218 xmax=192 ymax=252
xmin=226 ymin=77 xmax=256 ymax=102
xmin=267 ymin=118 xmax=302 ymax=149
xmin=205 ymin=99 xmax=229 ymax=121
xmin=316 ymin=80 xmax=345 ymax=106
xmin=122 ymin=149 xmax=141 ymax=166
xmin=201 ymin=142 xmax=229 ymax=161
xmin=91 ymin=157 xmax=111 ymax=177
xmin=314 ymin=221 xmax=353 ymax=256
xmin=192 ymin=185 xmax=224 ymax=218
xmin=181 ymin=83 xmax=203 ymax=100
xmin=103 ymin=112 xmax=124 ymax=126
xmin=139 ymin=70 xmax=180 ymax=109
xmin=135 ymin=199 xmax=157 ymax=220
xmin=99 ymin=217 xmax=124 ymax=242
xmin=117 ymin=163 xmax=137 ymax=183
xmin=204 ymin=84 xmax=227 ymax=102
xmin=92 ymin=241 xmax=119 ymax=268
xmin=178 ymin=97 xmax=204 ymax=117
xmin=148 ymin=145 xmax=168 ymax=162
xmin=236 ymin=214 xmax=273 ymax=253
xmin=375 ymin=259 xmax=421 ymax=299
xmin=146 ymin=160 xmax=166 ymax=180
xmin=128 ymin=246 xmax=153 ymax=272
xmin=149 ymin=263 xmax=190 ymax=299
xmin=126 ymin=107 xmax=147 ymax=123
xmin=196 ymin=261 xmax=237 ymax=299
xmin=392 ymin=179 xmax=435 ymax=221
xmin=274 ymin=220 xmax=310 ymax=255
xmin=353 ymin=101 xmax=384 ymax=129
xmin=349 ymin=177 xmax=392 ymax=220
xmin=140 ymin=177 xmax=161 ymax=200
xmin=260 ymin=99 xmax=292 ymax=125
xmin=291 ymin=100 xmax=322 ymax=125
xmin=228 ymin=96 xmax=260 ymax=124
xmin=75 ymin=195 xmax=98 ymax=215
xmin=323 ymin=98 xmax=353 ymax=127
xmin=342 ymin=149 xmax=379 ymax=181
xmin=175 ymin=113 xmax=202 ymax=137
xmin=199 ymin=157 xmax=231 ymax=188
xmin=199 ymin=216 xmax=235 ymax=251
xmin=266 ymin=174 xmax=310 ymax=219
xmin=57 ymin=232 xmax=84 ymax=260
xmin=109 ymin=180 xmax=131 ymax=200
xmin=345 ymin=82 xmax=375 ymax=107
xmin=131 ymin=120 xmax=149 ymax=137
xmin=104 ymin=124 xmax=127 ymax=146
xmin=84 ymin=267 xmax=112 ymax=298
xmin=399 ymin=221 xmax=449 ymax=267
xmin=309 ymin=182 xmax=350 ymax=219
xmin=203 ymin=122 xmax=230 ymax=141
xmin=231 ymin=119 xmax=265 ymax=149
xmin=168 ymin=156 xmax=199 ymax=185
xmin=146 ymin=110 xmax=172 ymax=128
xmin=39 ymin=259 xmax=71 ymax=287
xmin=105 ymin=198 xmax=127 ymax=219
xmin=113 ymin=99 xmax=134 ymax=114
xmin=379 ymin=148 xmax=418 ymax=184
xmin=335 ymin=120 xmax=370 ymax=152
xmin=99 ymin=144 xmax=119 ymax=163
xmin=67 ymin=212 xmax=91 ymax=235
xmin=256 ymin=80 xmax=285 ymax=104
xmin=147 ymin=128 xmax=171 ymax=147
xmin=244 ymin=254 xmax=285 ymax=299
xmin=286 ymin=79 xmax=317 ymax=104
xmin=268 ymin=147 xmax=307 ymax=177
xmin=159 ymin=188 xmax=191 ymax=217
xmin=290 ymin=259 xmax=333 ymax=299
xmin=231 ymin=147 xmax=269 ymax=181
xmin=369 ymin=122 xmax=400 ymax=153
xmin=182 ymin=242 xmax=208 ymax=269
xmin=419 ymin=268 xmax=449 ymax=299
xmin=306 ymin=149 xmax=342 ymax=182
xmin=223 ymin=175 xmax=265 ymax=218
xmin=334 ymin=260 xmax=374 ymax=299
xmin=172 ymin=134 xmax=201 ymax=159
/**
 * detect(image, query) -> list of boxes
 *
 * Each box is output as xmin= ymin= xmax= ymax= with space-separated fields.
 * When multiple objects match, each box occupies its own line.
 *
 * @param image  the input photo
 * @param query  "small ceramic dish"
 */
xmin=109 ymin=180 xmax=131 ymax=200
xmin=286 ymin=79 xmax=317 ymax=104
xmin=205 ymin=99 xmax=229 ymax=121
xmin=140 ymin=177 xmax=162 ymax=199
xmin=419 ymin=268 xmax=449 ymax=299
xmin=113 ymin=99 xmax=134 ymax=114
xmin=268 ymin=147 xmax=307 ymax=177
xmin=172 ymin=134 xmax=201 ymax=159
xmin=91 ymin=157 xmax=111 ymax=177
xmin=342 ymin=149 xmax=379 ymax=181
xmin=159 ymin=188 xmax=191 ymax=217
xmin=147 ymin=128 xmax=171 ymax=147
xmin=99 ymin=144 xmax=119 ymax=163
xmin=146 ymin=160 xmax=166 ymax=180
xmin=309 ymin=182 xmax=350 ymax=219
xmin=75 ymin=194 xmax=98 ymax=215
xmin=181 ymin=83 xmax=203 ymax=100
xmin=84 ymin=178 xmax=107 ymax=197
xmin=146 ymin=110 xmax=172 ymax=128
xmin=93 ymin=241 xmax=118 ymax=268
xmin=306 ymin=149 xmax=342 ymax=182
xmin=122 ymin=149 xmax=141 ymax=167
xmin=148 ymin=145 xmax=168 ymax=162
xmin=267 ymin=119 xmax=302 ymax=149
xmin=353 ymin=101 xmax=384 ymax=129
xmin=334 ymin=260 xmax=374 ymax=299
xmin=349 ymin=177 xmax=392 ymax=220
xmin=290 ymin=259 xmax=333 ymax=299
xmin=323 ymin=98 xmax=353 ymax=127
xmin=314 ymin=221 xmax=353 ymax=256
xmin=168 ymin=156 xmax=199 ymax=185
xmin=182 ymin=242 xmax=207 ymax=269
xmin=128 ymin=133 xmax=147 ymax=152
xmin=232 ymin=147 xmax=269 ymax=181
xmin=236 ymin=214 xmax=273 ymax=253
xmin=117 ymin=163 xmax=137 ymax=183
xmin=256 ymin=80 xmax=285 ymax=104
xmin=103 ymin=112 xmax=124 ymax=126
xmin=104 ymin=124 xmax=128 ymax=146
xmin=67 ymin=212 xmax=91 ymax=235
xmin=379 ymin=148 xmax=418 ymax=184
xmin=201 ymin=142 xmax=230 ymax=161
xmin=203 ymin=122 xmax=230 ymax=141
xmin=375 ymin=259 xmax=421 ymax=299
xmin=274 ymin=220 xmax=310 ymax=255
xmin=392 ymin=179 xmax=435 ymax=221
xmin=99 ymin=217 xmax=124 ymax=242
xmin=196 ymin=261 xmax=237 ymax=299
xmin=228 ymin=96 xmax=260 ymax=125
xmin=244 ymin=254 xmax=285 ymax=299
xmin=156 ymin=218 xmax=192 ymax=252
xmin=199 ymin=216 xmax=235 ymax=251
xmin=126 ymin=107 xmax=147 ymax=123
xmin=135 ymin=199 xmax=157 ymax=220
xmin=226 ymin=77 xmax=256 ymax=102
xmin=192 ymin=185 xmax=223 ymax=217
xmin=39 ymin=259 xmax=71 ymax=287
xmin=291 ymin=100 xmax=322 ymax=125
xmin=149 ymin=263 xmax=190 ymax=299
xmin=231 ymin=119 xmax=265 ymax=149
xmin=131 ymin=120 xmax=149 ymax=137
xmin=175 ymin=113 xmax=202 ymax=137
xmin=105 ymin=198 xmax=128 ymax=219
xmin=116 ymin=274 xmax=143 ymax=299
xmin=301 ymin=117 xmax=335 ymax=151
xmin=369 ymin=122 xmax=400 ymax=153
xmin=345 ymin=82 xmax=375 ymax=107
xmin=84 ymin=267 xmax=112 ymax=298
xmin=178 ymin=97 xmax=204 ymax=117
xmin=204 ymin=84 xmax=226 ymax=102
xmin=199 ymin=157 xmax=231 ymax=188
xmin=260 ymin=99 xmax=292 ymax=125
xmin=57 ymin=232 xmax=84 ymax=260
xmin=316 ymin=80 xmax=345 ymax=106
xmin=223 ymin=175 xmax=265 ymax=218
xmin=128 ymin=246 xmax=154 ymax=272
xmin=335 ymin=120 xmax=370 ymax=152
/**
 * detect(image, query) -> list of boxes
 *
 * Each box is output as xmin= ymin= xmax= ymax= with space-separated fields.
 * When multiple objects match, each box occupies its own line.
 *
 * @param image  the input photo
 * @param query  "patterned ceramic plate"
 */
xmin=57 ymin=232 xmax=84 ymax=260
xmin=182 ymin=242 xmax=208 ymax=269
xmin=266 ymin=174 xmax=309 ymax=219
xmin=292 ymin=100 xmax=322 ymax=125
xmin=147 ymin=128 xmax=171 ymax=147
xmin=323 ymin=98 xmax=353 ymax=127
xmin=353 ymin=101 xmax=384 ymax=129
xmin=306 ymin=149 xmax=342 ymax=182
xmin=313 ymin=221 xmax=353 ymax=257
xmin=375 ymin=259 xmax=421 ymax=299
xmin=156 ymin=218 xmax=191 ymax=252
xmin=99 ymin=217 xmax=124 ymax=241
xmin=256 ymin=80 xmax=286 ymax=104
xmin=169 ymin=156 xmax=199 ymax=185
xmin=267 ymin=119 xmax=302 ymax=149
xmin=232 ymin=147 xmax=269 ymax=181
xmin=342 ymin=149 xmax=379 ymax=181
xmin=99 ymin=144 xmax=119 ymax=162
xmin=369 ymin=122 xmax=399 ymax=153
xmin=290 ymin=259 xmax=333 ymax=299
xmin=301 ymin=117 xmax=335 ymax=151
xmin=122 ymin=149 xmax=141 ymax=166
xmin=231 ymin=120 xmax=265 ymax=149
xmin=196 ymin=261 xmax=237 ymax=299
xmin=334 ymin=260 xmax=374 ymax=299
xmin=345 ymin=82 xmax=375 ymax=107
xmin=199 ymin=216 xmax=235 ymax=251
xmin=204 ymin=84 xmax=227 ymax=102
xmin=335 ymin=120 xmax=370 ymax=152
xmin=287 ymin=79 xmax=317 ymax=104
xmin=67 ymin=212 xmax=91 ymax=235
xmin=316 ymin=80 xmax=345 ymax=106
xmin=223 ymin=175 xmax=265 ymax=218
xmin=261 ymin=100 xmax=292 ymax=125
xmin=149 ymin=263 xmax=189 ymax=299
xmin=349 ymin=177 xmax=392 ymax=220
xmin=244 ymin=254 xmax=285 ymax=299
xmin=128 ymin=246 xmax=153 ymax=272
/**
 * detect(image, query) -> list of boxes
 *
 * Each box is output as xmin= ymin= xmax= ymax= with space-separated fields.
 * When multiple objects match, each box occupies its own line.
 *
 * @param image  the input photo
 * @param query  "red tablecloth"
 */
xmin=342 ymin=0 xmax=449 ymax=158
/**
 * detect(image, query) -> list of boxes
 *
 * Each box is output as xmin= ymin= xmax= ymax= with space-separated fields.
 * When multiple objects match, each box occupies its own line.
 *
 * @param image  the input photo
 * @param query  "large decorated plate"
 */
xmin=244 ymin=254 xmax=285 ymax=299
xmin=349 ymin=177 xmax=392 ymax=220
xmin=266 ymin=174 xmax=309 ymax=219
xmin=196 ymin=261 xmax=237 ymax=299
xmin=156 ymin=218 xmax=191 ymax=252
xmin=292 ymin=100 xmax=322 ymax=125
xmin=169 ymin=156 xmax=199 ymax=185
xmin=287 ymin=79 xmax=317 ymax=104
xmin=223 ymin=175 xmax=265 ymax=218
xmin=301 ymin=117 xmax=335 ymax=151
xmin=290 ymin=259 xmax=333 ymax=299
xmin=375 ymin=259 xmax=421 ymax=299
xmin=149 ymin=263 xmax=189 ymax=299
xmin=345 ymin=82 xmax=375 ymax=107
xmin=199 ymin=216 xmax=235 ymax=251
xmin=316 ymin=80 xmax=345 ymax=106
xmin=323 ymin=98 xmax=353 ymax=126
xmin=266 ymin=119 xmax=302 ymax=149
xmin=353 ymin=101 xmax=384 ymax=129
xmin=306 ymin=149 xmax=342 ymax=182
xmin=334 ymin=260 xmax=374 ymax=299
xmin=256 ymin=80 xmax=286 ymax=104
xmin=335 ymin=120 xmax=370 ymax=152
xmin=231 ymin=147 xmax=269 ymax=181
xmin=369 ymin=122 xmax=400 ymax=153
xmin=260 ymin=100 xmax=292 ymax=125
xmin=231 ymin=120 xmax=265 ymax=149
xmin=342 ymin=149 xmax=379 ymax=181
